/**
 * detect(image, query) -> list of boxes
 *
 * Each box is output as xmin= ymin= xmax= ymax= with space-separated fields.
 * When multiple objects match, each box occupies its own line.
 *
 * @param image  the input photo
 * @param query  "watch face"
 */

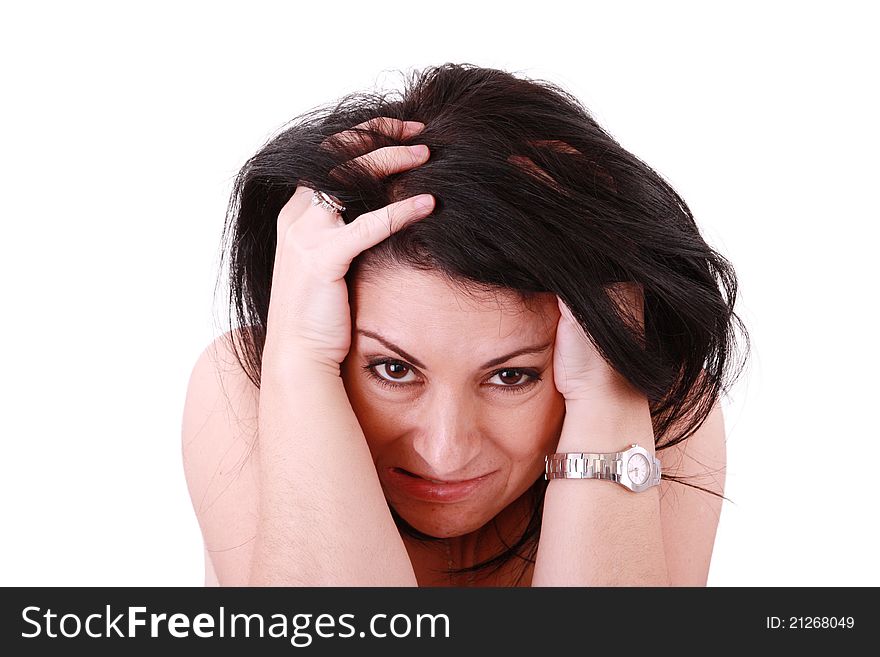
xmin=627 ymin=453 xmax=650 ymax=485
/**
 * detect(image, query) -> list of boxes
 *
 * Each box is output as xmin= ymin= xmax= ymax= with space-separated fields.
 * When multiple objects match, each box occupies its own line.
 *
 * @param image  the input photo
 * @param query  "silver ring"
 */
xmin=311 ymin=190 xmax=346 ymax=214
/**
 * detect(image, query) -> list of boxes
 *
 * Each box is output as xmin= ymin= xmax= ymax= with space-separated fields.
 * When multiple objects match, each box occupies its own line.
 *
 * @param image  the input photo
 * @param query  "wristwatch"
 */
xmin=544 ymin=443 xmax=661 ymax=493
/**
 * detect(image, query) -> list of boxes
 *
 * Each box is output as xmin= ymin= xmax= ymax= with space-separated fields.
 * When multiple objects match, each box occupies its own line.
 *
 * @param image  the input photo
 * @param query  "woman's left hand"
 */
xmin=552 ymin=282 xmax=645 ymax=403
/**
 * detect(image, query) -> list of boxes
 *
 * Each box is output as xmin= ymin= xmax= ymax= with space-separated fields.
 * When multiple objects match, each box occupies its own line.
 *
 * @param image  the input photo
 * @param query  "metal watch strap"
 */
xmin=544 ymin=444 xmax=661 ymax=492
xmin=545 ymin=452 xmax=624 ymax=481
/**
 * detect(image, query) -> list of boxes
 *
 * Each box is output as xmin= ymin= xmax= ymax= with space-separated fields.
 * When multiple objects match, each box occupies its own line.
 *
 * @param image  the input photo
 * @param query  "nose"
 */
xmin=410 ymin=387 xmax=483 ymax=480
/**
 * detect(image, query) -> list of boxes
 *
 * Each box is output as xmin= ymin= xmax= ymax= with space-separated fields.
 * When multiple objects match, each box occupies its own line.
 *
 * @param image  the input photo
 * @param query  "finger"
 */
xmin=277 ymin=184 xmax=323 ymax=230
xmin=320 ymin=117 xmax=425 ymax=153
xmin=276 ymin=185 xmax=353 ymax=245
xmin=336 ymin=194 xmax=435 ymax=262
xmin=331 ymin=144 xmax=429 ymax=180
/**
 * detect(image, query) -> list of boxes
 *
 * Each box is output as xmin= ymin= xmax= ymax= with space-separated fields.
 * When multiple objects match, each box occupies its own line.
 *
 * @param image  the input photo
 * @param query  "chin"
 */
xmin=391 ymin=504 xmax=490 ymax=539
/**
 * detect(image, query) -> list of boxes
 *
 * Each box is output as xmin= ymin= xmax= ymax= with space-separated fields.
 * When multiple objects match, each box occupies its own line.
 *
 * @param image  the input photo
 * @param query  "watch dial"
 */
xmin=627 ymin=453 xmax=650 ymax=485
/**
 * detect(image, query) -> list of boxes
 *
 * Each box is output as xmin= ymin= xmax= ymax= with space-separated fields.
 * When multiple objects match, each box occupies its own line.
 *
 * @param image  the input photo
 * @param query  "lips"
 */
xmin=394 ymin=468 xmax=483 ymax=484
xmin=384 ymin=467 xmax=494 ymax=503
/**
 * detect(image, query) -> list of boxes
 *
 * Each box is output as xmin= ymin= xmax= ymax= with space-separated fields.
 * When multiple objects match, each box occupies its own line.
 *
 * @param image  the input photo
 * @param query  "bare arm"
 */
xmin=248 ymin=362 xmax=417 ymax=586
xmin=532 ymin=383 xmax=670 ymax=586
xmin=535 ymin=287 xmax=726 ymax=586
xmin=532 ymin=378 xmax=726 ymax=586
xmin=241 ymin=119 xmax=431 ymax=585
xmin=181 ymin=331 xmax=418 ymax=586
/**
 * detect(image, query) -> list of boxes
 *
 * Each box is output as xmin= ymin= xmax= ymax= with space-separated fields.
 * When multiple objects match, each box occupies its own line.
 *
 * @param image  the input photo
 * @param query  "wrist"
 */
xmin=555 ymin=393 xmax=654 ymax=455
xmin=261 ymin=342 xmax=344 ymax=383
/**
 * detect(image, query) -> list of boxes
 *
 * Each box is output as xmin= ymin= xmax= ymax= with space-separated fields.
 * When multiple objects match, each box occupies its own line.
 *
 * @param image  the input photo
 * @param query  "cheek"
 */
xmin=484 ymin=403 xmax=564 ymax=460
xmin=340 ymin=388 xmax=398 ymax=449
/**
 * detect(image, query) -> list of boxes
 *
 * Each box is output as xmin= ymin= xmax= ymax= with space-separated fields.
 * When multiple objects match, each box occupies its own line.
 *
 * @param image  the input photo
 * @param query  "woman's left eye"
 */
xmin=362 ymin=359 xmax=541 ymax=394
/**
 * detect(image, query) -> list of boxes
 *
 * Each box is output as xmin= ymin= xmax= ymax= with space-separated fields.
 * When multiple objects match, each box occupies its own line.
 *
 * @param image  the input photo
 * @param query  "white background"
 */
xmin=2 ymin=1 xmax=877 ymax=586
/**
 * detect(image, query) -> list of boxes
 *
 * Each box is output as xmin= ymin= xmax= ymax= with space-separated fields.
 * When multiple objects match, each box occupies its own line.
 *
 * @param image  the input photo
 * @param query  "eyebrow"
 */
xmin=356 ymin=329 xmax=552 ymax=370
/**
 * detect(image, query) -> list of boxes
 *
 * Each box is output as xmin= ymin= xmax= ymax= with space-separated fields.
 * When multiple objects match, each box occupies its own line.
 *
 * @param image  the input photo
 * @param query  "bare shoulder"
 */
xmin=656 ymin=399 xmax=727 ymax=586
xmin=181 ymin=328 xmax=261 ymax=586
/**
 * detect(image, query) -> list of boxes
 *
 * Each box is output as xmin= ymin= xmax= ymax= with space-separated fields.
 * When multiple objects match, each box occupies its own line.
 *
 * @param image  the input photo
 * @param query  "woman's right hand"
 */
xmin=262 ymin=117 xmax=435 ymax=378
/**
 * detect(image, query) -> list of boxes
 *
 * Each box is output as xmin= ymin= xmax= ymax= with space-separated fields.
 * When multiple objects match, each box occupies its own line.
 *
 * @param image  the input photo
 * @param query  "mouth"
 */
xmin=385 ymin=467 xmax=494 ymax=503
xmin=392 ymin=467 xmax=489 ymax=484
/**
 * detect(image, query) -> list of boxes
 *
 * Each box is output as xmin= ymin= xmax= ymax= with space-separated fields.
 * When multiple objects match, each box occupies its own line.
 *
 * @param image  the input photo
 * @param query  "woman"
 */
xmin=182 ymin=63 xmax=748 ymax=586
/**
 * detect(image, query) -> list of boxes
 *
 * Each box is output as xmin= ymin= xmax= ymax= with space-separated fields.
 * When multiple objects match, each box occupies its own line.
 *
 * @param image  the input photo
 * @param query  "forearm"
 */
xmin=532 ymin=384 xmax=669 ymax=586
xmin=249 ymin=365 xmax=417 ymax=586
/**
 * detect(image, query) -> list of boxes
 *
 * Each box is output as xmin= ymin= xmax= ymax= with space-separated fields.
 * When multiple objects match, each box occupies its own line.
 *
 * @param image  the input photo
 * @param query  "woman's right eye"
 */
xmin=362 ymin=359 xmax=418 ymax=389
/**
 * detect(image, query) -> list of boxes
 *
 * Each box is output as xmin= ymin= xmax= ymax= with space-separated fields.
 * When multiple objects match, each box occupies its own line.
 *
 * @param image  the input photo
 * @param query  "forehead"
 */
xmin=351 ymin=266 xmax=557 ymax=339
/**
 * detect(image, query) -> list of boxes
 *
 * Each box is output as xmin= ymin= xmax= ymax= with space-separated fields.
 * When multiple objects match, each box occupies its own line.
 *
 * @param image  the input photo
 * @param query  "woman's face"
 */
xmin=340 ymin=265 xmax=566 ymax=539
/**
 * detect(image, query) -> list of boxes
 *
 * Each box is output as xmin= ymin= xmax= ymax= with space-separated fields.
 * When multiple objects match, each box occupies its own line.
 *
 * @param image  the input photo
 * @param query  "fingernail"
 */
xmin=405 ymin=121 xmax=426 ymax=131
xmin=414 ymin=194 xmax=434 ymax=210
xmin=410 ymin=144 xmax=429 ymax=157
